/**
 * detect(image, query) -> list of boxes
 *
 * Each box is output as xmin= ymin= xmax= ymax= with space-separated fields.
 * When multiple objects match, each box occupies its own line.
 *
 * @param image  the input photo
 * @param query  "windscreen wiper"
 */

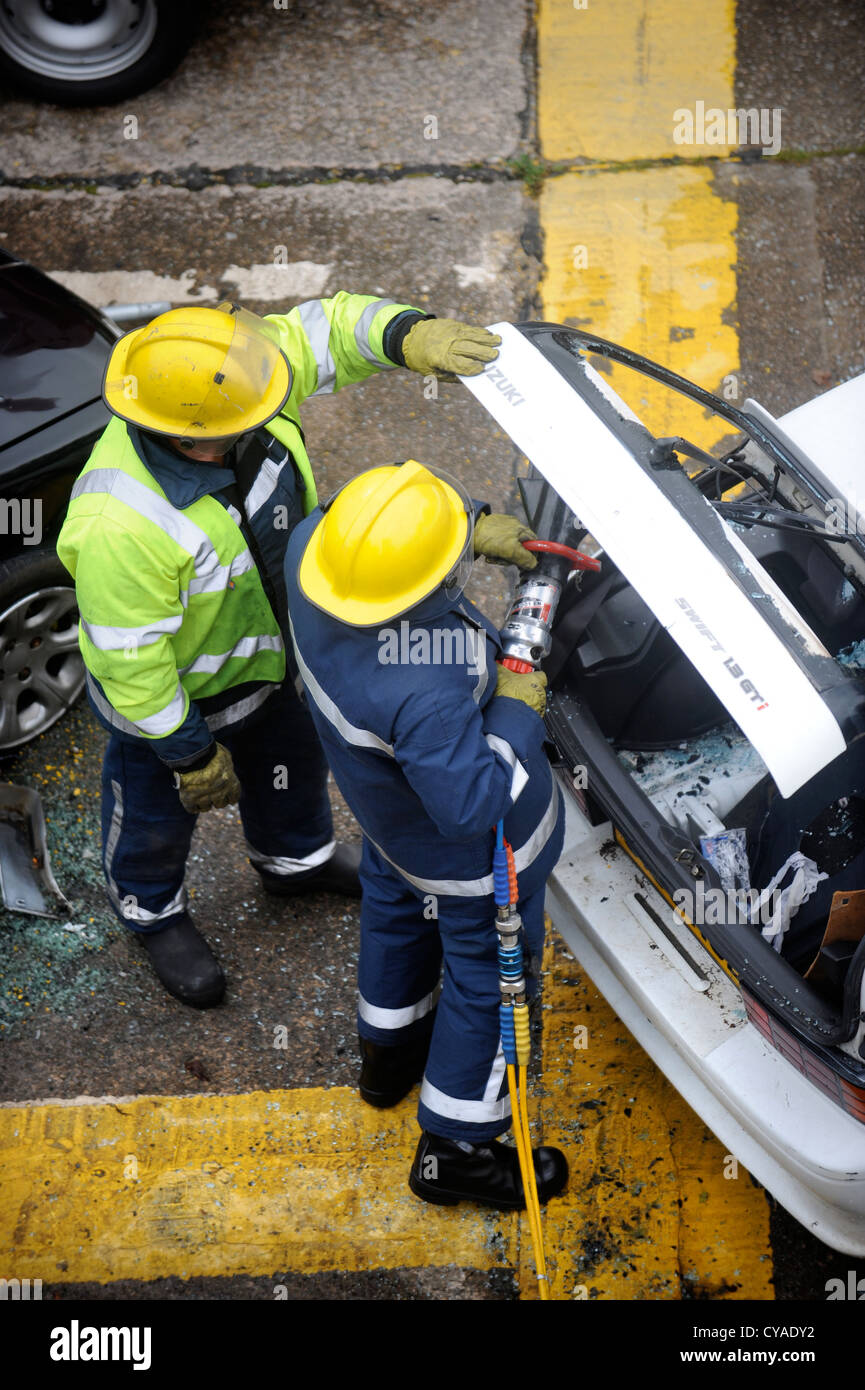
xmin=713 ymin=499 xmax=847 ymax=543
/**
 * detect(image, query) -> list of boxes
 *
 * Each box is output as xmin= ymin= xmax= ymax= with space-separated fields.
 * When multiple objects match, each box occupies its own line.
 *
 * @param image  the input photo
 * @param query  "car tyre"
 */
xmin=0 ymin=0 xmax=202 ymax=106
xmin=0 ymin=548 xmax=85 ymax=752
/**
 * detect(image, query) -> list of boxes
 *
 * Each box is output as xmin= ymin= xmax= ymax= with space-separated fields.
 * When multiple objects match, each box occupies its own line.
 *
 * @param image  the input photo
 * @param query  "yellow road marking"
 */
xmin=0 ymin=1090 xmax=517 ymax=1284
xmin=532 ymin=0 xmax=774 ymax=1301
xmin=540 ymin=164 xmax=739 ymax=447
xmin=517 ymin=935 xmax=773 ymax=1300
xmin=538 ymin=0 xmax=736 ymax=163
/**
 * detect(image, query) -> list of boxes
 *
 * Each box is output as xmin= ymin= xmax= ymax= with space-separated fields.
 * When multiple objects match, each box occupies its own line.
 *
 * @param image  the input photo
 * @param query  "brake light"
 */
xmin=742 ymin=989 xmax=865 ymax=1125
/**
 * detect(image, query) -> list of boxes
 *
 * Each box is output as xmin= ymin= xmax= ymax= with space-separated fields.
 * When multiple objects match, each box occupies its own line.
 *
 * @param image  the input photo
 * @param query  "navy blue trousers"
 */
xmin=357 ymin=840 xmax=547 ymax=1143
xmin=100 ymin=683 xmax=333 ymax=933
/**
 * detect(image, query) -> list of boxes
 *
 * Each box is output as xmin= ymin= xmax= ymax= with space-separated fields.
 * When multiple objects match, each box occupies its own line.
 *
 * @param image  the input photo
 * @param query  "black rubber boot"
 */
xmin=358 ymin=1031 xmax=432 ymax=1108
xmin=259 ymin=842 xmax=362 ymax=898
xmin=408 ymin=1130 xmax=568 ymax=1210
xmin=139 ymin=913 xmax=225 ymax=1008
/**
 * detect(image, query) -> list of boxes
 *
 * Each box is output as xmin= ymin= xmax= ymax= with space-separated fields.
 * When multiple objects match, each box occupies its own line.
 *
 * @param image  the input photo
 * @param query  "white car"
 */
xmin=465 ymin=324 xmax=865 ymax=1257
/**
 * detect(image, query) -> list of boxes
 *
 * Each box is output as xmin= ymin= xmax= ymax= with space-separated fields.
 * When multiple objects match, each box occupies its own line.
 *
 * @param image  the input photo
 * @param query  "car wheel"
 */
xmin=0 ymin=0 xmax=200 ymax=106
xmin=0 ymin=549 xmax=85 ymax=752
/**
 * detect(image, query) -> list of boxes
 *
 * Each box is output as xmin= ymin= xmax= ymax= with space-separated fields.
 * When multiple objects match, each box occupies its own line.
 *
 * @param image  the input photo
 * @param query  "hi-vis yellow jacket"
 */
xmin=57 ymin=293 xmax=425 ymax=767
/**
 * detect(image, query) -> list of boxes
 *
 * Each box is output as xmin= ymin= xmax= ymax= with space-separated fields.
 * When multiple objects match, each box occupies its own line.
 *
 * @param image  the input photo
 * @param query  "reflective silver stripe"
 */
xmin=185 ymin=549 xmax=256 ymax=599
xmin=485 ymin=733 xmax=529 ymax=804
xmin=245 ymin=839 xmax=336 ymax=875
xmin=71 ymin=468 xmax=122 ymax=501
xmin=505 ymin=780 xmax=560 ymax=875
xmin=82 ymin=614 xmax=183 ymax=651
xmin=456 ymin=609 xmax=490 ymax=704
xmin=358 ymin=983 xmax=440 ymax=1030
xmin=244 ymin=456 xmax=284 ymax=519
xmin=115 ymin=886 xmax=187 ymax=925
xmin=297 ymin=300 xmax=337 ymax=396
xmin=289 ymin=617 xmax=395 ymax=755
xmin=369 ymin=782 xmax=560 ymax=897
xmin=135 ymin=682 xmax=187 ymax=736
xmin=105 ymin=778 xmax=187 ymax=923
xmin=472 ymin=645 xmax=491 ymax=704
xmin=87 ymin=670 xmax=187 ymax=738
xmin=225 ymin=503 xmax=243 ymax=526
xmin=483 ymin=1040 xmax=507 ymax=1103
xmin=177 ymin=633 xmax=283 ymax=677
xmin=87 ymin=671 xmax=140 ymax=736
xmin=205 ymin=684 xmax=275 ymax=731
xmin=72 ymin=467 xmax=245 ymax=595
xmin=420 ymin=1076 xmax=511 ymax=1125
xmin=353 ymin=298 xmax=398 ymax=368
xmin=104 ymin=777 xmax=125 ymax=893
xmin=89 ymin=667 xmax=276 ymax=739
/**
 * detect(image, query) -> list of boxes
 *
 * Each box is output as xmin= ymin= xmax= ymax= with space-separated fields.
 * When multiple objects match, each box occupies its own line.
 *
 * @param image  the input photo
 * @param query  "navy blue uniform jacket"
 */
xmin=284 ymin=509 xmax=564 ymax=900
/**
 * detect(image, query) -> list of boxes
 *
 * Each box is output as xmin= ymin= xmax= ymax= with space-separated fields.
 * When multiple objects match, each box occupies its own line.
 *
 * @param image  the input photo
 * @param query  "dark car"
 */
xmin=0 ymin=2 xmax=203 ymax=105
xmin=0 ymin=247 xmax=117 ymax=751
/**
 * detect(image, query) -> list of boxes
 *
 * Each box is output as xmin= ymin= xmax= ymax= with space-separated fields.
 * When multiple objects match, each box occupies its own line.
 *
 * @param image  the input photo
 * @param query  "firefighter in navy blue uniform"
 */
xmin=285 ymin=460 xmax=568 ymax=1210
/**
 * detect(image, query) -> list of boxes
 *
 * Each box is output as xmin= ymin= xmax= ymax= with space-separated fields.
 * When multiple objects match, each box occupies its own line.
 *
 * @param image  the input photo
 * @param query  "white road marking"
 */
xmin=47 ymin=261 xmax=334 ymax=307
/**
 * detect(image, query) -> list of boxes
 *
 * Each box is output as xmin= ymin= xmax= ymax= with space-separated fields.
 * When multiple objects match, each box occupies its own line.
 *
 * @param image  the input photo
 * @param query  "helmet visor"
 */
xmin=413 ymin=462 xmax=475 ymax=608
xmin=172 ymin=302 xmax=291 ymax=440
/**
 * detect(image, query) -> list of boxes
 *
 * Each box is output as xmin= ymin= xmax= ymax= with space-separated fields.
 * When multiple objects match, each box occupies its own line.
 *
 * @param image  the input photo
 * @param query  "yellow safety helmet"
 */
xmin=299 ymin=461 xmax=474 ymax=626
xmin=102 ymin=303 xmax=292 ymax=440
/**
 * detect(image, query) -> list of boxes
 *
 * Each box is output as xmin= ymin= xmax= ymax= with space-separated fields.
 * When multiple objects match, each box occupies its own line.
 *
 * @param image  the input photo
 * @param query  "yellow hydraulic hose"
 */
xmin=494 ymin=822 xmax=549 ymax=1297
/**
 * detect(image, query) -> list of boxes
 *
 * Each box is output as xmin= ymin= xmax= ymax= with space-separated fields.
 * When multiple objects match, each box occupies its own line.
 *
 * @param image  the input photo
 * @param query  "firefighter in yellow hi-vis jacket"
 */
xmin=57 ymin=296 xmax=502 ymax=1007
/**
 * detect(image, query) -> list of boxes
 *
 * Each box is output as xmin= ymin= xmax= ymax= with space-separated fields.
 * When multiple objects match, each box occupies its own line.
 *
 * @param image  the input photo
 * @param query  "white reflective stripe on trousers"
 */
xmin=105 ymin=778 xmax=188 ymax=924
xmin=245 ymin=839 xmax=336 ymax=875
xmin=357 ymin=983 xmax=441 ymax=1030
xmin=420 ymin=1074 xmax=511 ymax=1124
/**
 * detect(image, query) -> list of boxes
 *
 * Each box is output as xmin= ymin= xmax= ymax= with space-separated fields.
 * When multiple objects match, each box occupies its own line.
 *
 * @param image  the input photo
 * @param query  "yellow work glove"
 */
xmin=474 ymin=513 xmax=538 ymax=569
xmin=402 ymin=318 xmax=501 ymax=379
xmin=494 ymin=664 xmax=548 ymax=717
xmin=174 ymin=743 xmax=241 ymax=814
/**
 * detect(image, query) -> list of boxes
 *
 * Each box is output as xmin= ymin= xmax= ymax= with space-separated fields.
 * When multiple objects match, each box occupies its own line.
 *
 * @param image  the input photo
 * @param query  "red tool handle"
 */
xmin=521 ymin=539 xmax=601 ymax=571
xmin=501 ymin=657 xmax=535 ymax=674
